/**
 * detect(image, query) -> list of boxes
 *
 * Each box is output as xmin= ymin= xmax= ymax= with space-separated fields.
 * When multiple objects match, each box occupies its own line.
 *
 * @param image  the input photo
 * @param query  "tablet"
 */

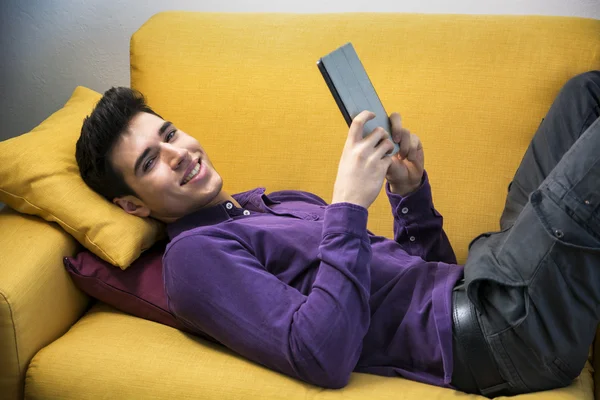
xmin=317 ymin=42 xmax=399 ymax=156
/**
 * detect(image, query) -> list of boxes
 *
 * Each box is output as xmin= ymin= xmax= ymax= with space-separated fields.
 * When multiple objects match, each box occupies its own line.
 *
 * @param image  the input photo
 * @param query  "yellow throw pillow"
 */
xmin=0 ymin=86 xmax=165 ymax=269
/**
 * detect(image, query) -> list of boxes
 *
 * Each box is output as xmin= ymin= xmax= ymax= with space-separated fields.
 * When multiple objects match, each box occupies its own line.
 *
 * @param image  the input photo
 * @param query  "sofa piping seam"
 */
xmin=0 ymin=187 xmax=159 ymax=267
xmin=0 ymin=289 xmax=21 ymax=378
xmin=0 ymin=188 xmax=114 ymax=262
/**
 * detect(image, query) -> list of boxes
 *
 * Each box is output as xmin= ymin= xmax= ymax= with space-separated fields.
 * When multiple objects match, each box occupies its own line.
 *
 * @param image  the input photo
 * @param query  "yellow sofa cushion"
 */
xmin=131 ymin=12 xmax=600 ymax=264
xmin=0 ymin=87 xmax=165 ymax=269
xmin=25 ymin=303 xmax=594 ymax=400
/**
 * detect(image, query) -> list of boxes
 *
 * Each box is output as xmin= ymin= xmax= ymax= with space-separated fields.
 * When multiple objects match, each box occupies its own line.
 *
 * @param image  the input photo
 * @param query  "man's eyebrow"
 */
xmin=134 ymin=121 xmax=173 ymax=176
xmin=158 ymin=120 xmax=172 ymax=135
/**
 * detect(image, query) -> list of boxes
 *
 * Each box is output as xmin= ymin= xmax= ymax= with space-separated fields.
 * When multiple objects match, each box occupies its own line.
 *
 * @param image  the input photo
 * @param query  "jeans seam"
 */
xmin=518 ymin=202 xmax=557 ymax=285
xmin=578 ymin=105 xmax=600 ymax=136
xmin=485 ymin=285 xmax=534 ymax=337
xmin=550 ymin=251 xmax=597 ymax=319
xmin=497 ymin=332 xmax=529 ymax=391
xmin=548 ymin=357 xmax=574 ymax=384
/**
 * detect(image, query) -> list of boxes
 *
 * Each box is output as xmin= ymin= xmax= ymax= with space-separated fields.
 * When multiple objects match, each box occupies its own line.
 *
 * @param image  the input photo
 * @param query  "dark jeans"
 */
xmin=461 ymin=71 xmax=600 ymax=396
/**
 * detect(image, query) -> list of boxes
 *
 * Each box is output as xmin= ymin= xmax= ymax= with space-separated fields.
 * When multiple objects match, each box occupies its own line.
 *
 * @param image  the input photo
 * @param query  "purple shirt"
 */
xmin=163 ymin=171 xmax=464 ymax=389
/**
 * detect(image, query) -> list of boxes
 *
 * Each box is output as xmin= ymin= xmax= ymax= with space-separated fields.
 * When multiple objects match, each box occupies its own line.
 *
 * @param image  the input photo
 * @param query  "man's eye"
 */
xmin=143 ymin=157 xmax=155 ymax=172
xmin=143 ymin=130 xmax=176 ymax=173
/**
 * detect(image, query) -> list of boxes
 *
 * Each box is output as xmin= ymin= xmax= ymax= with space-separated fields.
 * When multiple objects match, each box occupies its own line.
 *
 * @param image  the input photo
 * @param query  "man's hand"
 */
xmin=332 ymin=110 xmax=395 ymax=209
xmin=385 ymin=112 xmax=424 ymax=196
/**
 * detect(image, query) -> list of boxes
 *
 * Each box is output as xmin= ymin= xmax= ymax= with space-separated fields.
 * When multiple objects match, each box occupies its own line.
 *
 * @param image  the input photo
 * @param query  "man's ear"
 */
xmin=112 ymin=196 xmax=151 ymax=217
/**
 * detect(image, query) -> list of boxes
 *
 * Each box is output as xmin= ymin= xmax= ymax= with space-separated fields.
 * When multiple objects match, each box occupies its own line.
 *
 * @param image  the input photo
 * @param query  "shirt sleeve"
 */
xmin=162 ymin=203 xmax=372 ymax=389
xmin=386 ymin=170 xmax=457 ymax=264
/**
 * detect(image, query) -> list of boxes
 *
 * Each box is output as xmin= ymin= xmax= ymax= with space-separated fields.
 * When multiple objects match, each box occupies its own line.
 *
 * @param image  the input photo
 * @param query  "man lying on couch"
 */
xmin=75 ymin=71 xmax=600 ymax=398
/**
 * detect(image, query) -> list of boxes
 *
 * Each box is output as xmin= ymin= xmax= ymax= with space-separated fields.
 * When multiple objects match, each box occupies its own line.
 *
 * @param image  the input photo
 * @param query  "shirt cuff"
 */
xmin=323 ymin=203 xmax=369 ymax=238
xmin=386 ymin=171 xmax=434 ymax=221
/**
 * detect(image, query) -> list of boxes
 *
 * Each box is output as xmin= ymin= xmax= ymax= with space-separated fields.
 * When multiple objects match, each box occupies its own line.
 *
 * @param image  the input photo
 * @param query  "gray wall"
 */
xmin=1 ymin=0 xmax=599 ymax=143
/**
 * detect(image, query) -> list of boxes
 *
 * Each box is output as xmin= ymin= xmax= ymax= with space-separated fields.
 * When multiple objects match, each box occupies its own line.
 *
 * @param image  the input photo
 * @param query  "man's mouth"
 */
xmin=181 ymin=159 xmax=201 ymax=185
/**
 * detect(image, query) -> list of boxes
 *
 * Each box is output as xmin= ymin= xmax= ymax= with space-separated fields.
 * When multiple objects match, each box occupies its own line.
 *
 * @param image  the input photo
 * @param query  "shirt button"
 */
xmin=409 ymin=236 xmax=416 ymax=242
xmin=401 ymin=207 xmax=409 ymax=214
xmin=225 ymin=202 xmax=233 ymax=210
xmin=243 ymin=210 xmax=250 ymax=216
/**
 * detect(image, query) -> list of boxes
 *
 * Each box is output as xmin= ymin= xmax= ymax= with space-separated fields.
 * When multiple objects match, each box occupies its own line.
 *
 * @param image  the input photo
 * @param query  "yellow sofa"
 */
xmin=1 ymin=11 xmax=600 ymax=400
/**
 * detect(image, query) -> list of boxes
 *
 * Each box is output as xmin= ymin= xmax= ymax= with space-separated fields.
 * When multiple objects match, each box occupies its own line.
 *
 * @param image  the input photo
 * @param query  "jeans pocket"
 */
xmin=491 ymin=327 xmax=575 ymax=393
xmin=467 ymin=225 xmax=512 ymax=251
xmin=548 ymin=357 xmax=577 ymax=386
xmin=467 ymin=231 xmax=492 ymax=250
xmin=531 ymin=188 xmax=600 ymax=250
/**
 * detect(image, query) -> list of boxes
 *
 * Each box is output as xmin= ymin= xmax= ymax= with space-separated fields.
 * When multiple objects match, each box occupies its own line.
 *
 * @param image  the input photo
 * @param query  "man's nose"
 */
xmin=160 ymin=142 xmax=187 ymax=170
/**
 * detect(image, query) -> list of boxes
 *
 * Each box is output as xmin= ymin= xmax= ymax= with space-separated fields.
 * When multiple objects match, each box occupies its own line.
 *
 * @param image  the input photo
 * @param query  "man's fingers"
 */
xmin=363 ymin=126 xmax=391 ymax=149
xmin=398 ymin=128 xmax=411 ymax=158
xmin=374 ymin=136 xmax=396 ymax=159
xmin=390 ymin=112 xmax=402 ymax=142
xmin=406 ymin=134 xmax=423 ymax=163
xmin=349 ymin=110 xmax=376 ymax=142
xmin=406 ymin=138 xmax=418 ymax=162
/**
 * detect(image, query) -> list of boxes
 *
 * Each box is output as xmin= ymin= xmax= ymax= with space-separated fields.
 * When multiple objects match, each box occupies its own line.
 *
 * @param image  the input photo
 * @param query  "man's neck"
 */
xmin=156 ymin=191 xmax=241 ymax=224
xmin=205 ymin=190 xmax=241 ymax=209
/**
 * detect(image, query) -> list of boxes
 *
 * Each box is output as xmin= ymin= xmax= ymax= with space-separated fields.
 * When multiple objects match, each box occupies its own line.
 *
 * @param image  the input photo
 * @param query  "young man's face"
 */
xmin=110 ymin=112 xmax=224 ymax=223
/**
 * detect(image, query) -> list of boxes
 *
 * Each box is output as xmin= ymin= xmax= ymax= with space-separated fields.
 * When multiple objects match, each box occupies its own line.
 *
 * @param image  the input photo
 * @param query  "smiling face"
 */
xmin=110 ymin=111 xmax=230 ymax=223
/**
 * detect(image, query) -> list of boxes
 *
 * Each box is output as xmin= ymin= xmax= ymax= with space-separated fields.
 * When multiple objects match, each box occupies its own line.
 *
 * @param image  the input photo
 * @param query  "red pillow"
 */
xmin=63 ymin=239 xmax=185 ymax=330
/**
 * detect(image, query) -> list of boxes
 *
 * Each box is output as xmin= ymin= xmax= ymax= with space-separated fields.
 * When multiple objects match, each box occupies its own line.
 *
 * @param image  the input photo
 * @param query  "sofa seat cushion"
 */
xmin=25 ymin=303 xmax=594 ymax=400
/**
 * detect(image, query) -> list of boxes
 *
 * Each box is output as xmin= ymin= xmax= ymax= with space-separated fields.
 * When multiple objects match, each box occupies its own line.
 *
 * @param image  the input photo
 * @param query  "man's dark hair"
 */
xmin=75 ymin=87 xmax=161 ymax=203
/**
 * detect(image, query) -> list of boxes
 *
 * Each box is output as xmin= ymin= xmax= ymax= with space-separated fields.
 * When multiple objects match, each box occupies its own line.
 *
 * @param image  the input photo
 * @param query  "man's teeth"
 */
xmin=182 ymin=162 xmax=200 ymax=184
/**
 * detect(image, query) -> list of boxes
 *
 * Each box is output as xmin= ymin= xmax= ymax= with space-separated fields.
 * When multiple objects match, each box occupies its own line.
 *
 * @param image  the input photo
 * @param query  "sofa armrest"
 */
xmin=0 ymin=206 xmax=90 ymax=400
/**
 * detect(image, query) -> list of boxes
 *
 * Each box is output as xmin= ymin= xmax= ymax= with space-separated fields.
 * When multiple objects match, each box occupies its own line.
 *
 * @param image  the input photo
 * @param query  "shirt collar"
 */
xmin=166 ymin=187 xmax=278 ymax=240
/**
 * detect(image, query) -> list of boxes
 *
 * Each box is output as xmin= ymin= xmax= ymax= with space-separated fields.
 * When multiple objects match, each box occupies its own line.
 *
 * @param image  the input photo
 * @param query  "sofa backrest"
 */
xmin=130 ymin=12 xmax=600 ymax=263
